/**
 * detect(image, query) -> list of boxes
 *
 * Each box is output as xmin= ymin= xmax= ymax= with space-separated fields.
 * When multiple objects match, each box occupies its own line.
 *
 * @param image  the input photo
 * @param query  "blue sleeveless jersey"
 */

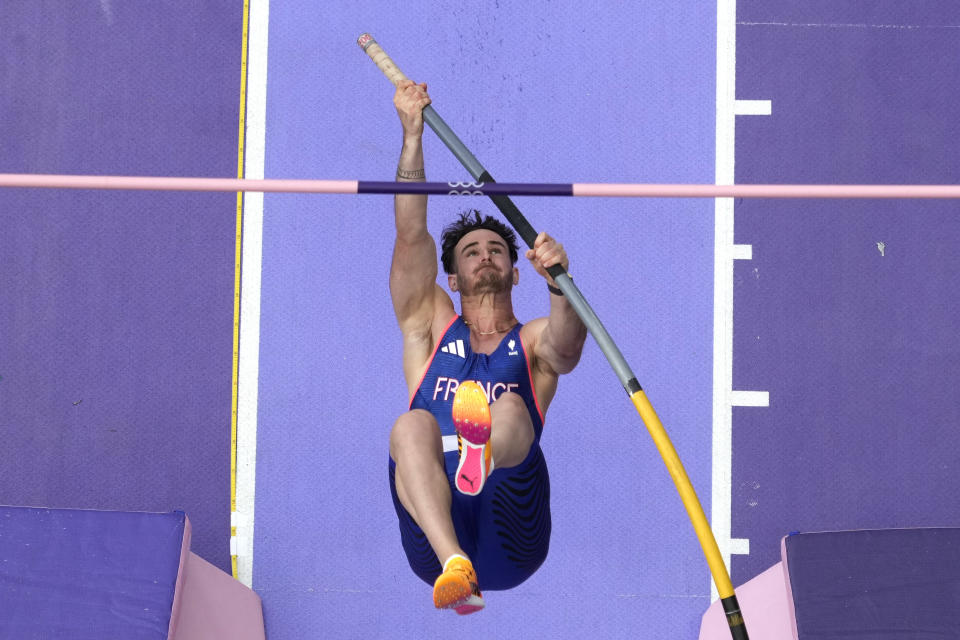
xmin=395 ymin=315 xmax=553 ymax=590
xmin=410 ymin=316 xmax=545 ymax=453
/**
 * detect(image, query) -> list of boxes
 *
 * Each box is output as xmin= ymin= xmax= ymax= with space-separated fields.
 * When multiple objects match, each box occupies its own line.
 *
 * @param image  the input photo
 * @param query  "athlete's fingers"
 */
xmin=536 ymin=241 xmax=564 ymax=264
xmin=532 ymin=231 xmax=552 ymax=250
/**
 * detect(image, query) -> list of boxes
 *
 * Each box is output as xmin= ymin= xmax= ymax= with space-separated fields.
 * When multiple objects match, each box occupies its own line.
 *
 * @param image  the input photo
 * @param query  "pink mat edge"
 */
xmin=781 ymin=536 xmax=800 ymax=640
xmin=698 ymin=562 xmax=793 ymax=639
xmin=167 ymin=514 xmax=192 ymax=638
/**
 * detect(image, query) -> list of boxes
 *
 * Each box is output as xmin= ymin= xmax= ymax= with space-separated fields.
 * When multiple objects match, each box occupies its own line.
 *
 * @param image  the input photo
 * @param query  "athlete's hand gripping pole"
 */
xmin=358 ymin=34 xmax=748 ymax=639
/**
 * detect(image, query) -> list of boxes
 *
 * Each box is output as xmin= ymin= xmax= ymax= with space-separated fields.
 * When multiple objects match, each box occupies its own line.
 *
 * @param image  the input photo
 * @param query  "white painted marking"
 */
xmin=713 ymin=0 xmax=740 ymax=604
xmin=716 ymin=0 xmax=735 ymax=187
xmin=732 ymin=244 xmax=752 ymax=260
xmin=235 ymin=0 xmax=270 ymax=590
xmin=232 ymin=536 xmax=250 ymax=557
xmin=734 ymin=99 xmax=772 ymax=116
xmin=731 ymin=390 xmax=770 ymax=407
xmin=728 ymin=538 xmax=750 ymax=555
xmin=738 ymin=21 xmax=960 ymax=31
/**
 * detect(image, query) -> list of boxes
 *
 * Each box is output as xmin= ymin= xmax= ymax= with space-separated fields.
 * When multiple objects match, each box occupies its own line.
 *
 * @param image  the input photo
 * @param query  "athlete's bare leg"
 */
xmin=489 ymin=392 xmax=535 ymax=468
xmin=390 ymin=409 xmax=465 ymax=564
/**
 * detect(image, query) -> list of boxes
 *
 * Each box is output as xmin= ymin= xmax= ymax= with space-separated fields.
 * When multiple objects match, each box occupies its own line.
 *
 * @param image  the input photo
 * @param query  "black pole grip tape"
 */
xmin=721 ymin=595 xmax=749 ymax=640
xmin=479 ymin=172 xmax=540 ymax=246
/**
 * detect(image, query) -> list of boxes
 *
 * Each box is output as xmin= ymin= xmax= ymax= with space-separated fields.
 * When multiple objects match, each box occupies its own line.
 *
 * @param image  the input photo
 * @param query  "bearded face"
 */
xmin=457 ymin=263 xmax=513 ymax=295
xmin=451 ymin=229 xmax=517 ymax=296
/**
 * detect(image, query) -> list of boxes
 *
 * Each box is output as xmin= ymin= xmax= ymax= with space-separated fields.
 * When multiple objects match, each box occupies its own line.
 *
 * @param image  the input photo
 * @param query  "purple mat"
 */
xmin=0 ymin=506 xmax=185 ymax=639
xmin=701 ymin=528 xmax=960 ymax=638
xmin=784 ymin=528 xmax=960 ymax=638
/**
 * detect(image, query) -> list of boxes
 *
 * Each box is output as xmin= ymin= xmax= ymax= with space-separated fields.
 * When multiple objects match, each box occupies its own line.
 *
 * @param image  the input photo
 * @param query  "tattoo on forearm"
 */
xmin=396 ymin=167 xmax=425 ymax=180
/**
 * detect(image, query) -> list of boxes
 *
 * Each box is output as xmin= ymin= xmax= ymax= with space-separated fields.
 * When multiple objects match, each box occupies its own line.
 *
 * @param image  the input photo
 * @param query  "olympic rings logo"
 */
xmin=448 ymin=181 xmax=485 ymax=196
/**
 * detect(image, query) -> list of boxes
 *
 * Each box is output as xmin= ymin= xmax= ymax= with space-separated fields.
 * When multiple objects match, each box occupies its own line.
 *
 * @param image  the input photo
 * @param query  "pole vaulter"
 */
xmin=358 ymin=33 xmax=749 ymax=640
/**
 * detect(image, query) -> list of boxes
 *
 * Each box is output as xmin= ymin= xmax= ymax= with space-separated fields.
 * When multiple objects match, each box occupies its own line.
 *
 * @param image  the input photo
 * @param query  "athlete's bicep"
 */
xmin=390 ymin=232 xmax=441 ymax=329
xmin=521 ymin=320 xmax=561 ymax=412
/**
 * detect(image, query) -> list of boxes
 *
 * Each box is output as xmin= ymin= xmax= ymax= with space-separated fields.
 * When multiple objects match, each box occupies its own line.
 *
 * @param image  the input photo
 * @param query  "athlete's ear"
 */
xmin=513 ymin=267 xmax=519 ymax=286
xmin=448 ymin=273 xmax=459 ymax=291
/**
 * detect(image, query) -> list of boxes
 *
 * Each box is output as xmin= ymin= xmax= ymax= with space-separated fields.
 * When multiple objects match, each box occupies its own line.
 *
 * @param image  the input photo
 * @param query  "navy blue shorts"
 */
xmin=388 ymin=442 xmax=551 ymax=591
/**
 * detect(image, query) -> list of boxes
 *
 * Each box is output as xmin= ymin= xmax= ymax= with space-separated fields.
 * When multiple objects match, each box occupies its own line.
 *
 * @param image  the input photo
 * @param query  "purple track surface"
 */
xmin=4 ymin=2 xmax=959 ymax=638
xmin=733 ymin=2 xmax=960 ymax=584
xmin=0 ymin=4 xmax=241 ymax=571
xmin=252 ymin=2 xmax=715 ymax=638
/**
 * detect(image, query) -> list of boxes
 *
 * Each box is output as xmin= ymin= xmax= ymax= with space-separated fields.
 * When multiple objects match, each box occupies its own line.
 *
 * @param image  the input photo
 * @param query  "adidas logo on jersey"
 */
xmin=441 ymin=339 xmax=466 ymax=358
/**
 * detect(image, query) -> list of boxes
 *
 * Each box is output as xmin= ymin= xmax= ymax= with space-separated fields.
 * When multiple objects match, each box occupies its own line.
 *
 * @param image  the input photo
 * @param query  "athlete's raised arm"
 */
xmin=526 ymin=232 xmax=588 ymax=376
xmin=390 ymin=81 xmax=455 ymax=385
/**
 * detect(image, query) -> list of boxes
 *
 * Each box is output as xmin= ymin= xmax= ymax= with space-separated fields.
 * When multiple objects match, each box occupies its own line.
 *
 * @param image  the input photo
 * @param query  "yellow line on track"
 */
xmin=231 ymin=0 xmax=252 ymax=581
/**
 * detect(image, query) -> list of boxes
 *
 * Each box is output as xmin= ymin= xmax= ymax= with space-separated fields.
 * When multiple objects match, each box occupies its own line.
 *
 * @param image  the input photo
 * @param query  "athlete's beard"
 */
xmin=458 ymin=266 xmax=512 ymax=296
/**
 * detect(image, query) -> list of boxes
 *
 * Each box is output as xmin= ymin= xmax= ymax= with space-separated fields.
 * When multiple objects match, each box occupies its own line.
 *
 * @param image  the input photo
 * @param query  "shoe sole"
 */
xmin=434 ymin=572 xmax=484 ymax=614
xmin=454 ymin=594 xmax=485 ymax=615
xmin=433 ymin=575 xmax=472 ymax=609
xmin=452 ymin=381 xmax=491 ymax=496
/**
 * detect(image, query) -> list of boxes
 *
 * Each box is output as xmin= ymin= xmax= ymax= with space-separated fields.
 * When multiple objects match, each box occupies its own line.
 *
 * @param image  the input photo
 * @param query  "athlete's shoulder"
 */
xmin=518 ymin=317 xmax=549 ymax=347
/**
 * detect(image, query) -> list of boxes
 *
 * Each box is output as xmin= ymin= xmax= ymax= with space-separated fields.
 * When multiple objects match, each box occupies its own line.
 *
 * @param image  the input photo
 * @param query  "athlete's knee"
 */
xmin=490 ymin=392 xmax=534 ymax=464
xmin=492 ymin=392 xmax=533 ymax=433
xmin=390 ymin=410 xmax=442 ymax=461
xmin=492 ymin=390 xmax=525 ymax=412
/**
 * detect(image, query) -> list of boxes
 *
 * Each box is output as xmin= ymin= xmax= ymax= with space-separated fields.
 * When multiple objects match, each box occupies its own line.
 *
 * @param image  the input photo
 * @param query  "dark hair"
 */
xmin=440 ymin=210 xmax=519 ymax=274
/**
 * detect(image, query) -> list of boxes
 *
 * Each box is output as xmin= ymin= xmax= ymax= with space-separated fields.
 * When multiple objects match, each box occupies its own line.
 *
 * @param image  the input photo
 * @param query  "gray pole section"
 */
xmin=421 ymin=105 xmax=640 ymax=395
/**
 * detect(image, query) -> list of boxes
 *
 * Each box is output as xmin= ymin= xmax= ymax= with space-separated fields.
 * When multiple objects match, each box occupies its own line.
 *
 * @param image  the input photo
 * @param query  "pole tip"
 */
xmin=357 ymin=33 xmax=375 ymax=50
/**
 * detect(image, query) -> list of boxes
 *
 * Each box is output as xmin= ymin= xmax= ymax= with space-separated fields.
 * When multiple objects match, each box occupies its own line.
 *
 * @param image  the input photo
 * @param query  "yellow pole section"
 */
xmin=630 ymin=389 xmax=735 ymax=599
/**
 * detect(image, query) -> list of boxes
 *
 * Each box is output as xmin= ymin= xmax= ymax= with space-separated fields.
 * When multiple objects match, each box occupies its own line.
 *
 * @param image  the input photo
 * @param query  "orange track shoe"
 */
xmin=452 ymin=381 xmax=493 ymax=496
xmin=433 ymin=555 xmax=485 ymax=615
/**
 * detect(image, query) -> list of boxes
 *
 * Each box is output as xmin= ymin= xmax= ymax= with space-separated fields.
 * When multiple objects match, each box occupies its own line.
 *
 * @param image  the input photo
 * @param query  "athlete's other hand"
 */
xmin=525 ymin=232 xmax=568 ymax=287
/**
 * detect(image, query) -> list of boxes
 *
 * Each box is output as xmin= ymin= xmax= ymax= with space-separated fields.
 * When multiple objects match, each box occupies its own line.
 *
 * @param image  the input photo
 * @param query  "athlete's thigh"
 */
xmin=471 ymin=443 xmax=552 ymax=591
xmin=388 ymin=453 xmax=479 ymax=586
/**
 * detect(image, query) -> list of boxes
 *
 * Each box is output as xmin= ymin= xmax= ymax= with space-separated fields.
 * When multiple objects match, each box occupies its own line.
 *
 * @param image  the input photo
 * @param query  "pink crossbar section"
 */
xmin=0 ymin=173 xmax=358 ymax=194
xmin=698 ymin=562 xmax=793 ymax=640
xmin=3 ymin=173 xmax=960 ymax=198
xmin=573 ymin=183 xmax=960 ymax=198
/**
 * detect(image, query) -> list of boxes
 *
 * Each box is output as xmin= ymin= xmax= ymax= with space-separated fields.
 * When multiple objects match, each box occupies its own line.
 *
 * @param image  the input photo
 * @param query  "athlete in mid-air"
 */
xmin=388 ymin=79 xmax=588 ymax=614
